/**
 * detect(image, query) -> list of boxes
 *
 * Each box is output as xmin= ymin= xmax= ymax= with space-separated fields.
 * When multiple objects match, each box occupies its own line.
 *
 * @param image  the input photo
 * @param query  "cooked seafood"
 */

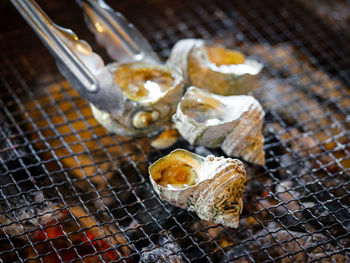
xmin=167 ymin=39 xmax=263 ymax=95
xmin=91 ymin=62 xmax=184 ymax=136
xmin=151 ymin=126 xmax=180 ymax=149
xmin=149 ymin=149 xmax=246 ymax=228
xmin=173 ymin=87 xmax=265 ymax=165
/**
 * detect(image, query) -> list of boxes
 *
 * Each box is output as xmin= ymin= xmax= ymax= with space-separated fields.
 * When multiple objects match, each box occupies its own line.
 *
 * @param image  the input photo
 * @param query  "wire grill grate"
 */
xmin=0 ymin=0 xmax=349 ymax=262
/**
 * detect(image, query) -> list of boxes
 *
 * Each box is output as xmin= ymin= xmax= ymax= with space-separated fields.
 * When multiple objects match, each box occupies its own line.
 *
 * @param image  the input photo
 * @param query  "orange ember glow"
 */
xmin=30 ymin=210 xmax=120 ymax=263
xmin=261 ymin=190 xmax=269 ymax=198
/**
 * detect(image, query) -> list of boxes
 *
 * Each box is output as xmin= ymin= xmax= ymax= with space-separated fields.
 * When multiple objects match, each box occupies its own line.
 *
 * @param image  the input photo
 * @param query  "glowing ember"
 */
xmin=30 ymin=209 xmax=121 ymax=263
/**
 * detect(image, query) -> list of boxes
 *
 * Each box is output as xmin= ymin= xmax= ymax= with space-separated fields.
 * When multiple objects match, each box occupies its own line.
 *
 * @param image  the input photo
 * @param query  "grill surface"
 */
xmin=1 ymin=0 xmax=350 ymax=262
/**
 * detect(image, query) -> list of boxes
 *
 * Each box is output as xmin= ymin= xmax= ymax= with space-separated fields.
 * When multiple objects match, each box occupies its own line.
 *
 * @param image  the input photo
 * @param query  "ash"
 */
xmin=140 ymin=235 xmax=183 ymax=263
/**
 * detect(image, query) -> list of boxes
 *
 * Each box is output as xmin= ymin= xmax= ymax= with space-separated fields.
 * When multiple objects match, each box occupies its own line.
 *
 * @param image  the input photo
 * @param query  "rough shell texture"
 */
xmin=173 ymin=87 xmax=265 ymax=165
xmin=166 ymin=39 xmax=205 ymax=85
xmin=91 ymin=62 xmax=184 ymax=136
xmin=149 ymin=149 xmax=246 ymax=228
xmin=167 ymin=38 xmax=263 ymax=95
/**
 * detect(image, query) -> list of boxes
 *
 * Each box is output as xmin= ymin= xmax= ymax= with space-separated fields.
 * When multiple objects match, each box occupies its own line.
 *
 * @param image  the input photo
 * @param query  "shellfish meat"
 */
xmin=173 ymin=86 xmax=265 ymax=165
xmin=91 ymin=62 xmax=184 ymax=136
xmin=150 ymin=127 xmax=180 ymax=149
xmin=149 ymin=149 xmax=246 ymax=228
xmin=167 ymin=39 xmax=263 ymax=95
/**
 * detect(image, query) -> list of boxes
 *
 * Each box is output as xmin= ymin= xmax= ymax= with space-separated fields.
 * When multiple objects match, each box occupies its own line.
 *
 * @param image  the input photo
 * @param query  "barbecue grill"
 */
xmin=1 ymin=0 xmax=349 ymax=262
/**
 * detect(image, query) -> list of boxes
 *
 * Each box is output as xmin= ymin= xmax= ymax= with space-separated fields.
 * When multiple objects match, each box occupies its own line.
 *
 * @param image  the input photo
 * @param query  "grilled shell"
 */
xmin=173 ymin=87 xmax=265 ymax=165
xmin=167 ymin=39 xmax=263 ymax=95
xmin=91 ymin=62 xmax=184 ymax=136
xmin=149 ymin=149 xmax=246 ymax=228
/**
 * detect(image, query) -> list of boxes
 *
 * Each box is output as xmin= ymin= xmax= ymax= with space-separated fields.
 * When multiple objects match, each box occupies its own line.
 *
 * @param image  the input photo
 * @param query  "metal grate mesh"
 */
xmin=0 ymin=0 xmax=349 ymax=262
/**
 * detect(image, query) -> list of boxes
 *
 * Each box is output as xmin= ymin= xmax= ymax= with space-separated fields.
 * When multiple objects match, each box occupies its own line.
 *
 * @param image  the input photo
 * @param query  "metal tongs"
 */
xmin=10 ymin=0 xmax=161 ymax=114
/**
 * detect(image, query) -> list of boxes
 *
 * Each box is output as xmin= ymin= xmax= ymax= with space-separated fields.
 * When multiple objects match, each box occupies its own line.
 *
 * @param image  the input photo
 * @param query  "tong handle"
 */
xmin=77 ymin=0 xmax=161 ymax=64
xmin=10 ymin=0 xmax=100 ymax=93
xmin=10 ymin=0 xmax=125 ymax=113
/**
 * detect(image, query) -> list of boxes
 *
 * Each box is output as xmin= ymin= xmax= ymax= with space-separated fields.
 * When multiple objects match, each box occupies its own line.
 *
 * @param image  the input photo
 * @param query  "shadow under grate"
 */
xmin=0 ymin=0 xmax=349 ymax=262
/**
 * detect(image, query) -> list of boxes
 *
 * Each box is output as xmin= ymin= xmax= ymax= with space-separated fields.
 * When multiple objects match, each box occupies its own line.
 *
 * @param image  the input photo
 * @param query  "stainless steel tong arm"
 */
xmin=11 ymin=0 xmax=98 ymax=92
xmin=10 ymin=0 xmax=125 ymax=113
xmin=77 ymin=0 xmax=161 ymax=64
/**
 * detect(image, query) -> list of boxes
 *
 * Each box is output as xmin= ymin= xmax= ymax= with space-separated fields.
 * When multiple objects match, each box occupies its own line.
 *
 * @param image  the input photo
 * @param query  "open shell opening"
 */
xmin=166 ymin=38 xmax=263 ymax=95
xmin=206 ymin=45 xmax=245 ymax=66
xmin=174 ymin=87 xmax=265 ymax=165
xmin=149 ymin=149 xmax=201 ymax=189
xmin=180 ymin=88 xmax=226 ymax=125
xmin=91 ymin=62 xmax=184 ymax=136
xmin=115 ymin=66 xmax=175 ymax=102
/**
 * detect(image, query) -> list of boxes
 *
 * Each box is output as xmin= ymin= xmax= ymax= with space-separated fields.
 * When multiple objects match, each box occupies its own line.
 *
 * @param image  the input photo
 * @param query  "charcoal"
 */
xmin=0 ymin=109 xmax=54 ymax=236
xmin=223 ymin=222 xmax=349 ymax=262
xmin=140 ymin=235 xmax=183 ymax=263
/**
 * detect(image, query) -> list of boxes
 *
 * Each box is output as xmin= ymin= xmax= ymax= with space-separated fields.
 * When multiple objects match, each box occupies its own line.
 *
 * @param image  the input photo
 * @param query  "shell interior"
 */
xmin=180 ymin=87 xmax=252 ymax=126
xmin=149 ymin=149 xmax=202 ymax=189
xmin=201 ymin=45 xmax=262 ymax=75
xmin=206 ymin=45 xmax=245 ymax=65
xmin=114 ymin=66 xmax=175 ymax=102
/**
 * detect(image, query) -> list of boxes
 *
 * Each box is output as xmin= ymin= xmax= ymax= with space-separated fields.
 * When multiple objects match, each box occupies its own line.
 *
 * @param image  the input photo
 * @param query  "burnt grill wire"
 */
xmin=0 ymin=0 xmax=350 ymax=262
